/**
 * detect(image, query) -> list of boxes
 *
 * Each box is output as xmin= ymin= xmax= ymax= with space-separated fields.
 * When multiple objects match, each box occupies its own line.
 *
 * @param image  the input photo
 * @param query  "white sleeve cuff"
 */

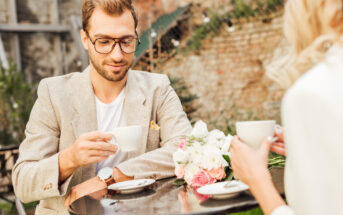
xmin=271 ymin=205 xmax=294 ymax=215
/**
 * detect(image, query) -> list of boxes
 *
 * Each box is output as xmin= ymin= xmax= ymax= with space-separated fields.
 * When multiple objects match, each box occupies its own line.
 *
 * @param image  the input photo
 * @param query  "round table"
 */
xmin=69 ymin=168 xmax=284 ymax=215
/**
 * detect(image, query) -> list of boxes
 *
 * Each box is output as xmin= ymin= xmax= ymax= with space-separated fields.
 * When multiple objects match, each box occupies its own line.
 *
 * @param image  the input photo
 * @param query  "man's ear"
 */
xmin=80 ymin=29 xmax=89 ymax=50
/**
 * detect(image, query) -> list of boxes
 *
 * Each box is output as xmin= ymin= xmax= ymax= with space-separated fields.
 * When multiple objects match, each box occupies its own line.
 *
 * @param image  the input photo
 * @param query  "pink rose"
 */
xmin=206 ymin=167 xmax=226 ymax=181
xmin=179 ymin=139 xmax=186 ymax=149
xmin=175 ymin=165 xmax=185 ymax=179
xmin=192 ymin=171 xmax=216 ymax=187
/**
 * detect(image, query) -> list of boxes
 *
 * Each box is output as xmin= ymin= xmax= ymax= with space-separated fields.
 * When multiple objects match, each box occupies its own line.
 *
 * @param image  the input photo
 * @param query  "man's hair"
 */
xmin=82 ymin=0 xmax=138 ymax=32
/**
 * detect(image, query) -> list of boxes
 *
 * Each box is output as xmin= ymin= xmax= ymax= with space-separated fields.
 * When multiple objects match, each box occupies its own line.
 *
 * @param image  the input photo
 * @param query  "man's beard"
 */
xmin=89 ymin=52 xmax=133 ymax=82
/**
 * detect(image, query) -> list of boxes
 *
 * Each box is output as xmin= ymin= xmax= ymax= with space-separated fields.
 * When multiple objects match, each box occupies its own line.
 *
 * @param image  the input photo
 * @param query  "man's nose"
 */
xmin=109 ymin=43 xmax=124 ymax=62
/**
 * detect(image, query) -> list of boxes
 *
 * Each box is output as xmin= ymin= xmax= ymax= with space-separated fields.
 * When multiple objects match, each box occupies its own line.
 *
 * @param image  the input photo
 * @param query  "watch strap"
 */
xmin=64 ymin=176 xmax=115 ymax=209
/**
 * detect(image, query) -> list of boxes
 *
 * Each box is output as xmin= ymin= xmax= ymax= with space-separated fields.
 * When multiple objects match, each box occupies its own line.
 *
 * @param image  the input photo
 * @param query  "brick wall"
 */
xmin=159 ymin=10 xmax=287 ymax=130
xmin=179 ymin=0 xmax=233 ymax=12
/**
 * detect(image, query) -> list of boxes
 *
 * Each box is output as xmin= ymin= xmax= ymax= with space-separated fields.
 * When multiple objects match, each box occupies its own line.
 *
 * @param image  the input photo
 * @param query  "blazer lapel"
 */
xmin=71 ymin=67 xmax=98 ymax=181
xmin=123 ymin=70 xmax=149 ymax=159
xmin=70 ymin=69 xmax=150 ymax=180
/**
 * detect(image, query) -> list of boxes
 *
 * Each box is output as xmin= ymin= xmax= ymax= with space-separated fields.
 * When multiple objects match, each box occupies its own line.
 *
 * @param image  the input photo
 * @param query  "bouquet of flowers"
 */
xmin=173 ymin=120 xmax=233 ymax=187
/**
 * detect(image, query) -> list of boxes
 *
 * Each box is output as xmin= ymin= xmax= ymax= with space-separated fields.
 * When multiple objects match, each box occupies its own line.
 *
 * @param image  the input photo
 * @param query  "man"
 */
xmin=12 ymin=0 xmax=191 ymax=214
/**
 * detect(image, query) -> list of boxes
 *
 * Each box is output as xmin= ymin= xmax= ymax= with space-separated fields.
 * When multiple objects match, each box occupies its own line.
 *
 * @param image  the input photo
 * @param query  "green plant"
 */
xmin=181 ymin=0 xmax=284 ymax=53
xmin=232 ymin=0 xmax=256 ymax=17
xmin=169 ymin=76 xmax=199 ymax=122
xmin=0 ymin=201 xmax=37 ymax=214
xmin=183 ymin=13 xmax=222 ymax=52
xmin=0 ymin=63 xmax=37 ymax=146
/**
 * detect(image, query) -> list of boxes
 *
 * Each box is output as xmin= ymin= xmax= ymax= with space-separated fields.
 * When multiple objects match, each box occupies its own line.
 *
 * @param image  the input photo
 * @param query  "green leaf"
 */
xmin=223 ymin=154 xmax=231 ymax=164
xmin=268 ymin=154 xmax=286 ymax=168
xmin=224 ymin=168 xmax=234 ymax=181
xmin=173 ymin=179 xmax=186 ymax=186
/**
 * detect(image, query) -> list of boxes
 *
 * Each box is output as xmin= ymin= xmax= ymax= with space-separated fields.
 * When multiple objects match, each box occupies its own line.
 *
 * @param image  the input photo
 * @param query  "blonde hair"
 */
xmin=267 ymin=0 xmax=343 ymax=88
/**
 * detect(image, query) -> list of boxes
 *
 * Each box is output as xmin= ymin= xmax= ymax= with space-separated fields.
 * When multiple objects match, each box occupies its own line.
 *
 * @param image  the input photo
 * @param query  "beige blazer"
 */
xmin=12 ymin=68 xmax=192 ymax=215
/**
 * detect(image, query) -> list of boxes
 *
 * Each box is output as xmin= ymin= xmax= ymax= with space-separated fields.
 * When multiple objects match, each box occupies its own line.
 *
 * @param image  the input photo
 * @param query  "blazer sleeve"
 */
xmin=116 ymin=75 xmax=192 ymax=179
xmin=12 ymin=79 xmax=73 ymax=203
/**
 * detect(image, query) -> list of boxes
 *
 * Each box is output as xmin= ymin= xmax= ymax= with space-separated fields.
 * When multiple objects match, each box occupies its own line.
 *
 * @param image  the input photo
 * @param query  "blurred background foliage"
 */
xmin=0 ymin=63 xmax=36 ymax=147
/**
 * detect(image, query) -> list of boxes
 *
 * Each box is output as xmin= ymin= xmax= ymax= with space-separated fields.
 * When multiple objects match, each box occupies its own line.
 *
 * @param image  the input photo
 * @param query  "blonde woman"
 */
xmin=230 ymin=0 xmax=343 ymax=214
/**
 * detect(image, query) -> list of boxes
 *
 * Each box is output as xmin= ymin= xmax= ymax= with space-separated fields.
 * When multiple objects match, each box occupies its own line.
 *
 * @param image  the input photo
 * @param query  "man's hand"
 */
xmin=69 ymin=131 xmax=117 ymax=167
xmin=59 ymin=131 xmax=117 ymax=183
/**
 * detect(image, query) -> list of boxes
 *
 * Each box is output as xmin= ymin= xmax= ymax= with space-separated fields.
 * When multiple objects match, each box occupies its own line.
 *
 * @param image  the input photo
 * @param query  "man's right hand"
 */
xmin=58 ymin=131 xmax=117 ymax=183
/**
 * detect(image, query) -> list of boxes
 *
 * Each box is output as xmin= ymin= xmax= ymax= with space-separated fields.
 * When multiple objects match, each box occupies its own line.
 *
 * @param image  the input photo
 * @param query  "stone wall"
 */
xmin=158 ymin=10 xmax=287 ymax=130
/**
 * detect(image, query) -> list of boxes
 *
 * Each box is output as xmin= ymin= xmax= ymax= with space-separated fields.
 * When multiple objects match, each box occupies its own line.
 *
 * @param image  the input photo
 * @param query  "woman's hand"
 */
xmin=230 ymin=136 xmax=286 ymax=215
xmin=229 ymin=136 xmax=272 ymax=186
xmin=270 ymin=125 xmax=286 ymax=156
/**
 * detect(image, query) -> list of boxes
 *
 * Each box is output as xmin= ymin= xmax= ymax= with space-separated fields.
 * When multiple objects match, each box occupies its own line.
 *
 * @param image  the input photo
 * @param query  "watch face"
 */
xmin=97 ymin=167 xmax=113 ymax=180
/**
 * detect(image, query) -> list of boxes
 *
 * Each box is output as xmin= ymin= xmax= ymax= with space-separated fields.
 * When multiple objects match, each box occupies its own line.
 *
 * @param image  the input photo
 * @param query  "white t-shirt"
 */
xmin=95 ymin=88 xmax=128 ymax=174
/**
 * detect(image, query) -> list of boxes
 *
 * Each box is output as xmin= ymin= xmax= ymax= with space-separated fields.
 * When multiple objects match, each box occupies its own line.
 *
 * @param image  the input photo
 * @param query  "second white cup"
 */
xmin=236 ymin=120 xmax=276 ymax=150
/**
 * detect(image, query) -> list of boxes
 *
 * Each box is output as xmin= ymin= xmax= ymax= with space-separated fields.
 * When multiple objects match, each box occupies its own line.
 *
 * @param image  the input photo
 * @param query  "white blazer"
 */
xmin=272 ymin=45 xmax=343 ymax=215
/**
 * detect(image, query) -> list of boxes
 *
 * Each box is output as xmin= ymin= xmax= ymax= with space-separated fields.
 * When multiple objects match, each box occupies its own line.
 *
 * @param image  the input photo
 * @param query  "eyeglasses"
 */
xmin=85 ymin=30 xmax=140 ymax=54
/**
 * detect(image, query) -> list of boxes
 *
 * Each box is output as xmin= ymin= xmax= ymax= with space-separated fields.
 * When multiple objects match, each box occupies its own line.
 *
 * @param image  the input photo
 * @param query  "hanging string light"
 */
xmin=226 ymin=18 xmax=235 ymax=33
xmin=202 ymin=12 xmax=210 ymax=23
xmin=150 ymin=29 xmax=157 ymax=38
xmin=171 ymin=39 xmax=180 ymax=47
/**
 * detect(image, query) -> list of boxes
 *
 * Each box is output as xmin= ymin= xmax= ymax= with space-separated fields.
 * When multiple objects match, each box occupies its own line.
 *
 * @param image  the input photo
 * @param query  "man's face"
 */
xmin=81 ymin=8 xmax=136 ymax=82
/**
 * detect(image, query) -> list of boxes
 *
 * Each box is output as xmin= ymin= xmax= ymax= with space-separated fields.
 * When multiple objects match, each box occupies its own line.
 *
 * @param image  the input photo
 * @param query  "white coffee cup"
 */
xmin=110 ymin=125 xmax=142 ymax=152
xmin=236 ymin=120 xmax=275 ymax=150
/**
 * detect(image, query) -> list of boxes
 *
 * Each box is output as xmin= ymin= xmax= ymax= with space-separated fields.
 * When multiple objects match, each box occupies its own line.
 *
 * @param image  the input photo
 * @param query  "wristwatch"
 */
xmin=97 ymin=167 xmax=115 ymax=186
xmin=65 ymin=167 xmax=116 ymax=209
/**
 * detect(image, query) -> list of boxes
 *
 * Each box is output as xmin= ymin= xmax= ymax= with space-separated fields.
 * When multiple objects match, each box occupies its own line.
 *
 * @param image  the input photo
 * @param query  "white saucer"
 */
xmin=197 ymin=180 xmax=249 ymax=200
xmin=108 ymin=179 xmax=156 ymax=194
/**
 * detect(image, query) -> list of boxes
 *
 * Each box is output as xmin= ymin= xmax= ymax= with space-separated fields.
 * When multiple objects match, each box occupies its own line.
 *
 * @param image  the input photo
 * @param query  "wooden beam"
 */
xmin=8 ymin=0 xmax=17 ymax=23
xmin=0 ymin=23 xmax=70 ymax=33
xmin=69 ymin=16 xmax=89 ymax=69
xmin=148 ymin=10 xmax=154 ymax=72
xmin=0 ymin=34 xmax=9 ymax=69
xmin=8 ymin=0 xmax=21 ymax=71
xmin=51 ymin=0 xmax=63 ymax=76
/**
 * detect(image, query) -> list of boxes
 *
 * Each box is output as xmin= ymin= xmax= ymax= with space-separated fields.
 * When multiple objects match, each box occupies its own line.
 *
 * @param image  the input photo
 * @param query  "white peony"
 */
xmin=187 ymin=144 xmax=203 ymax=166
xmin=199 ymin=145 xmax=228 ymax=169
xmin=173 ymin=149 xmax=189 ymax=165
xmin=173 ymin=120 xmax=233 ymax=185
xmin=190 ymin=120 xmax=208 ymax=139
xmin=184 ymin=163 xmax=201 ymax=184
xmin=207 ymin=129 xmax=226 ymax=149
xmin=221 ymin=134 xmax=233 ymax=153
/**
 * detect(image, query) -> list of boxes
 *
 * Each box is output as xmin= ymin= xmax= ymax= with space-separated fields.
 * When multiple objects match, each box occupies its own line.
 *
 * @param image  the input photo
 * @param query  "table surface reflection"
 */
xmin=69 ymin=178 xmax=259 ymax=215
